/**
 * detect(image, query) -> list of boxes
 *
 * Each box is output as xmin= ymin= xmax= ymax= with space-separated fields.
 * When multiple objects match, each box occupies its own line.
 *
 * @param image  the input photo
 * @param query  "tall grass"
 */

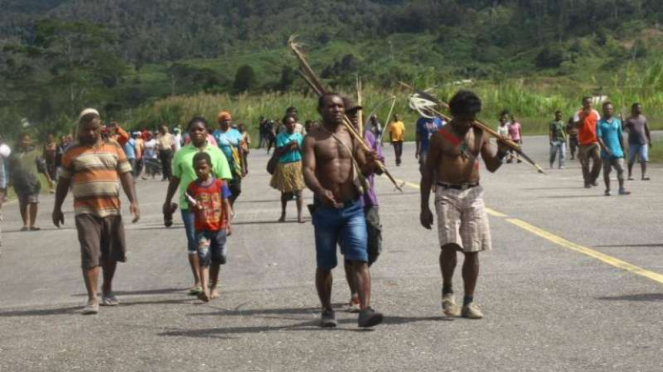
xmin=123 ymin=66 xmax=663 ymax=143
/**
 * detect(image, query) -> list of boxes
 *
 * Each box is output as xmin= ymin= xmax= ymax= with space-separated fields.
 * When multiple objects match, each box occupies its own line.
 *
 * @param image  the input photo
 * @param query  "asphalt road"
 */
xmin=0 ymin=135 xmax=661 ymax=372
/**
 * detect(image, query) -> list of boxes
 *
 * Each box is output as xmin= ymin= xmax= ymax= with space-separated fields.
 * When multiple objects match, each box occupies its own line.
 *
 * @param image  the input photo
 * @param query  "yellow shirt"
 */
xmin=389 ymin=121 xmax=405 ymax=142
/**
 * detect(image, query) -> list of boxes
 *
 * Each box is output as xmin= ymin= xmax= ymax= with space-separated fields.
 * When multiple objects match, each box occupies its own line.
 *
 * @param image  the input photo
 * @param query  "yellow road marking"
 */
xmin=507 ymin=218 xmax=663 ymax=285
xmin=485 ymin=208 xmax=507 ymax=217
xmin=389 ymin=175 xmax=663 ymax=285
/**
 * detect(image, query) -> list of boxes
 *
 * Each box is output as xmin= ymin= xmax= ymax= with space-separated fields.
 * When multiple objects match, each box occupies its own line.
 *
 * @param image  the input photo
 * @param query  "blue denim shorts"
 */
xmin=181 ymin=209 xmax=197 ymax=254
xmin=196 ymin=230 xmax=227 ymax=266
xmin=628 ymin=143 xmax=649 ymax=163
xmin=312 ymin=198 xmax=368 ymax=270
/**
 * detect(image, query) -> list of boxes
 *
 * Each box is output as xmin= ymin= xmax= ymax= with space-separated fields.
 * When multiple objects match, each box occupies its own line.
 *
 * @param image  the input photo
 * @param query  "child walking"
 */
xmin=186 ymin=152 xmax=232 ymax=302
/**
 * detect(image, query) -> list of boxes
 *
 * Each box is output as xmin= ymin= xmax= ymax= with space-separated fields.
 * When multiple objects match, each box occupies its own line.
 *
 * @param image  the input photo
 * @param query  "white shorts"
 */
xmin=435 ymin=185 xmax=492 ymax=253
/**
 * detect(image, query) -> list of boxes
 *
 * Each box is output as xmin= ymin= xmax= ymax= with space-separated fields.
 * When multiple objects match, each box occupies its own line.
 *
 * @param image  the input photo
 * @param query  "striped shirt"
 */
xmin=61 ymin=140 xmax=132 ymax=217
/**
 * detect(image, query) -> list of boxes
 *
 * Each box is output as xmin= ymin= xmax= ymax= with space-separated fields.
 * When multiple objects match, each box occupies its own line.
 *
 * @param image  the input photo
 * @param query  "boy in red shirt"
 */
xmin=186 ymin=152 xmax=232 ymax=302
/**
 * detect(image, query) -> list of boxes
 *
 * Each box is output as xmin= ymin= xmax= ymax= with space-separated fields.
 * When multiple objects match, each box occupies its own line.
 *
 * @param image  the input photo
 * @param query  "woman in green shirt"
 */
xmin=9 ymin=133 xmax=53 ymax=231
xmin=163 ymin=117 xmax=231 ymax=296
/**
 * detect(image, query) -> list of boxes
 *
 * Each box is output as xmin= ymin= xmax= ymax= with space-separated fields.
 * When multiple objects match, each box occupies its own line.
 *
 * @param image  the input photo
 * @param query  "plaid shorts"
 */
xmin=434 ymin=185 xmax=491 ymax=253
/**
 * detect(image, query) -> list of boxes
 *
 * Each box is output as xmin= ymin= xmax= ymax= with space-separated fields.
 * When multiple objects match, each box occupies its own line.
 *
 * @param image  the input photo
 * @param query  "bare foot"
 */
xmin=278 ymin=215 xmax=285 ymax=222
xmin=198 ymin=290 xmax=210 ymax=303
xmin=210 ymin=288 xmax=220 ymax=299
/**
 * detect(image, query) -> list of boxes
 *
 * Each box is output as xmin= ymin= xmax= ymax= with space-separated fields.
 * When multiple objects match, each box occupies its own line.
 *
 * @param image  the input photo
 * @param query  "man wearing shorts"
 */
xmin=302 ymin=93 xmax=383 ymax=328
xmin=624 ymin=103 xmax=652 ymax=181
xmin=53 ymin=108 xmax=140 ymax=315
xmin=420 ymin=90 xmax=507 ymax=319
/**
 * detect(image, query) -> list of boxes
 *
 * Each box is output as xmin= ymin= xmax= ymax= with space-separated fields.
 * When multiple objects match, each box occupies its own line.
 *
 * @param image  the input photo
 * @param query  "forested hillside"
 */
xmin=2 ymin=0 xmax=663 ymax=136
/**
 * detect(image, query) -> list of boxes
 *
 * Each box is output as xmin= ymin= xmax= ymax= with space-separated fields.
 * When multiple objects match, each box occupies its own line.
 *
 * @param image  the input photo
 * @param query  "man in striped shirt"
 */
xmin=52 ymin=108 xmax=140 ymax=315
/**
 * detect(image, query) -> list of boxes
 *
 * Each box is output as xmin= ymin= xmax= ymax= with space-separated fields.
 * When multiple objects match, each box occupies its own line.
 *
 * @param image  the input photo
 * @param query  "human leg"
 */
xmin=578 ymin=145 xmax=590 ymax=186
xmin=295 ymin=190 xmax=304 ymax=223
xmin=76 ymin=214 xmax=104 ymax=312
xmin=196 ymin=231 xmax=212 ymax=301
xmin=462 ymin=252 xmax=479 ymax=300
xmin=279 ymin=192 xmax=288 ymax=222
xmin=559 ymin=142 xmax=566 ymax=168
xmin=614 ymin=159 xmax=630 ymax=194
xmin=316 ymin=268 xmax=333 ymax=311
xmin=343 ymin=260 xmax=359 ymax=308
xmin=602 ymin=160 xmax=612 ymax=194
xmin=181 ymin=210 xmax=201 ymax=291
xmin=209 ymin=230 xmax=227 ymax=299
xmin=589 ymin=144 xmax=602 ymax=185
xmin=18 ymin=198 xmax=28 ymax=228
xmin=28 ymin=202 xmax=38 ymax=229
xmin=549 ymin=143 xmax=557 ymax=168
xmin=639 ymin=144 xmax=649 ymax=180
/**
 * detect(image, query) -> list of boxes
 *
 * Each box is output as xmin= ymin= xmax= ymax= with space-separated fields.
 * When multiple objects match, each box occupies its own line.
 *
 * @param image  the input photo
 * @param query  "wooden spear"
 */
xmin=399 ymin=82 xmax=546 ymax=174
xmin=356 ymin=75 xmax=364 ymax=134
xmin=288 ymin=37 xmax=404 ymax=191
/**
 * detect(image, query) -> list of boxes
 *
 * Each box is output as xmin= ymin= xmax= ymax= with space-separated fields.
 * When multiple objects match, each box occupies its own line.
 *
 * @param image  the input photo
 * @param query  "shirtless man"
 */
xmin=420 ymin=90 xmax=507 ymax=319
xmin=302 ymin=93 xmax=383 ymax=328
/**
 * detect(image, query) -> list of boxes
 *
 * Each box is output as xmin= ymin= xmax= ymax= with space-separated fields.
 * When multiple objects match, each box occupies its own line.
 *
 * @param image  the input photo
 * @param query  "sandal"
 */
xmin=188 ymin=286 xmax=203 ymax=295
xmin=81 ymin=303 xmax=99 ymax=315
xmin=102 ymin=293 xmax=120 ymax=306
xmin=29 ymin=226 xmax=41 ymax=231
xmin=20 ymin=226 xmax=29 ymax=232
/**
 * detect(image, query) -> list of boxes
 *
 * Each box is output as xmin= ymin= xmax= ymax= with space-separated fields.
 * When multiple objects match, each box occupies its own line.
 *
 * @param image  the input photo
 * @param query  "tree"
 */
xmin=233 ymin=64 xmax=257 ymax=93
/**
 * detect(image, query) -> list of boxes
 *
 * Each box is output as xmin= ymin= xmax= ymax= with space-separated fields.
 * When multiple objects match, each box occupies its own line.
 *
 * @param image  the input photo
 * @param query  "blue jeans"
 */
xmin=181 ymin=209 xmax=197 ymax=254
xmin=312 ymin=199 xmax=368 ymax=270
xmin=196 ymin=230 xmax=228 ymax=266
xmin=550 ymin=141 xmax=566 ymax=168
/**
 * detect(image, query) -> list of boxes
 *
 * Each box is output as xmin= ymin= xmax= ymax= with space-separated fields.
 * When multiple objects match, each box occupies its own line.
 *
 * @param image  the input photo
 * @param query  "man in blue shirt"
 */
xmin=596 ymin=102 xmax=630 ymax=196
xmin=212 ymin=111 xmax=246 ymax=207
xmin=415 ymin=112 xmax=445 ymax=173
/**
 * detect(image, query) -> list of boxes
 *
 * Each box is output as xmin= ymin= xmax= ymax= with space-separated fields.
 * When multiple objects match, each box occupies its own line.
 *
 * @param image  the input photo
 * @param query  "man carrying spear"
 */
xmin=302 ymin=93 xmax=384 ymax=328
xmin=420 ymin=90 xmax=508 ymax=319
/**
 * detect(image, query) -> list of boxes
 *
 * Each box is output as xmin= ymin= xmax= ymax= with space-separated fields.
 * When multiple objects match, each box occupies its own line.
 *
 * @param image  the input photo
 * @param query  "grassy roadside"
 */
xmin=648 ymin=140 xmax=663 ymax=163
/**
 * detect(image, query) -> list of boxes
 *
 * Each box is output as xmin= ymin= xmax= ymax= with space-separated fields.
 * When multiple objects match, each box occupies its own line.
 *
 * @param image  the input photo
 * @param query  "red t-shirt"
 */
xmin=186 ymin=178 xmax=231 ymax=232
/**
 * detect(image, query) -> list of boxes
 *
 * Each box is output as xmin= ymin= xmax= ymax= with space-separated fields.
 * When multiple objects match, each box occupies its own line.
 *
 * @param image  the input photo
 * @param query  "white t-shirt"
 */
xmin=143 ymin=139 xmax=157 ymax=159
xmin=497 ymin=124 xmax=509 ymax=138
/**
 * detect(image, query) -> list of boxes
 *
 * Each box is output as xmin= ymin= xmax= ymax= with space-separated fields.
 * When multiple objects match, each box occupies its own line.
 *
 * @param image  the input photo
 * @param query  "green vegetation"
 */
xmin=3 ymin=1 xmax=663 ymax=143
xmin=648 ymin=140 xmax=663 ymax=163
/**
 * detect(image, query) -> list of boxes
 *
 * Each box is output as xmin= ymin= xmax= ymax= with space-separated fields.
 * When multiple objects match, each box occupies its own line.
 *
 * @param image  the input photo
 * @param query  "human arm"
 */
xmin=223 ymin=198 xmax=232 ymax=236
xmin=482 ymin=132 xmax=507 ymax=173
xmin=420 ymin=134 xmax=441 ymax=229
xmin=596 ymin=123 xmax=610 ymax=156
xmin=120 ymin=171 xmax=140 ymax=223
xmin=645 ymin=120 xmax=652 ymax=147
xmin=163 ymin=176 xmax=181 ymax=215
xmin=302 ymin=135 xmax=339 ymax=207
xmin=52 ymin=175 xmax=71 ymax=228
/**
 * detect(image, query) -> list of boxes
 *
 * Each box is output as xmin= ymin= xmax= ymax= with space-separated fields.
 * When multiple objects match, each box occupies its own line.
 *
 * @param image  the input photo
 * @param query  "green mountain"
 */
xmin=2 ymin=0 xmax=663 ymax=136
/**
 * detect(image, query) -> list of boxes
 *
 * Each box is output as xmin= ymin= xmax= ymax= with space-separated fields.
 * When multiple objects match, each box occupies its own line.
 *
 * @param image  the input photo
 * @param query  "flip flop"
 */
xmin=20 ymin=227 xmax=29 ymax=232
xmin=102 ymin=293 xmax=120 ymax=306
xmin=188 ymin=286 xmax=203 ymax=295
xmin=81 ymin=303 xmax=99 ymax=315
xmin=29 ymin=226 xmax=41 ymax=231
xmin=642 ymin=177 xmax=651 ymax=181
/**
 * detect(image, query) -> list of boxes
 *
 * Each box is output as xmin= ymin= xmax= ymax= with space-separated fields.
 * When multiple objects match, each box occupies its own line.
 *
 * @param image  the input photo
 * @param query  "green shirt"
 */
xmin=172 ymin=142 xmax=231 ymax=209
xmin=549 ymin=120 xmax=567 ymax=142
xmin=9 ymin=147 xmax=43 ymax=190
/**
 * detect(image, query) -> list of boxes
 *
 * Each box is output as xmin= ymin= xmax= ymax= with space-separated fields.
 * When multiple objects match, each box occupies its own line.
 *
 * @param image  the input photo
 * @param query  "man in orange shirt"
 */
xmin=573 ymin=97 xmax=602 ymax=188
